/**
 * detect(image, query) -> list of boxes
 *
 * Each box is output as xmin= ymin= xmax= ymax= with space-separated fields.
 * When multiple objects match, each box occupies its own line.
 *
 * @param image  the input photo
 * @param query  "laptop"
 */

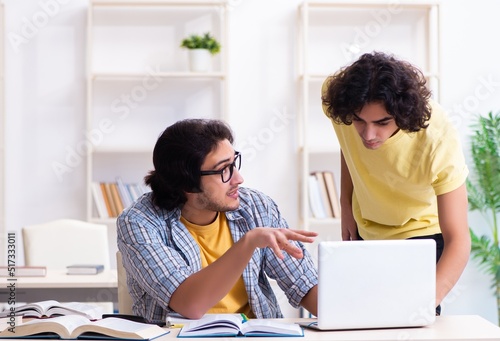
xmin=301 ymin=239 xmax=436 ymax=330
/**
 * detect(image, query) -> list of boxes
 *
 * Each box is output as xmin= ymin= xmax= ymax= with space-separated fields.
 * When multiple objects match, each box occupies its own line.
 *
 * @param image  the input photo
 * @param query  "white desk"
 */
xmin=0 ymin=315 xmax=497 ymax=340
xmin=161 ymin=315 xmax=500 ymax=341
xmin=0 ymin=269 xmax=117 ymax=304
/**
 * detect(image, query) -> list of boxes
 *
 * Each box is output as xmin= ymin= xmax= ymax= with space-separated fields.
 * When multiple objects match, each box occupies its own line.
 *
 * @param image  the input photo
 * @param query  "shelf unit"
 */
xmin=86 ymin=0 xmax=229 ymax=224
xmin=297 ymin=1 xmax=440 ymax=249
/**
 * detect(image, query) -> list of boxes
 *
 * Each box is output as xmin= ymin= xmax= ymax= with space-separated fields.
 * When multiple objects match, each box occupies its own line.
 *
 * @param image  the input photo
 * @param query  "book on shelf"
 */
xmin=110 ymin=183 xmax=125 ymax=215
xmin=115 ymin=176 xmax=133 ymax=208
xmin=0 ymin=266 xmax=46 ymax=277
xmin=322 ymin=171 xmax=341 ymax=218
xmin=104 ymin=182 xmax=119 ymax=217
xmin=123 ymin=183 xmax=141 ymax=203
xmin=313 ymin=171 xmax=334 ymax=218
xmin=100 ymin=182 xmax=115 ymax=217
xmin=177 ymin=314 xmax=304 ymax=338
xmin=0 ymin=315 xmax=169 ymax=340
xmin=307 ymin=174 xmax=327 ymax=219
xmin=91 ymin=182 xmax=109 ymax=219
xmin=0 ymin=300 xmax=103 ymax=320
xmin=66 ymin=264 xmax=104 ymax=275
xmin=93 ymin=180 xmax=149 ymax=219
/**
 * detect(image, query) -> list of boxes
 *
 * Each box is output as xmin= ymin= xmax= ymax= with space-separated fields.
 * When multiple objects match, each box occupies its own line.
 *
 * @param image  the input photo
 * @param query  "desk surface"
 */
xmin=0 ymin=315 xmax=497 ymax=340
xmin=161 ymin=315 xmax=500 ymax=341
xmin=0 ymin=270 xmax=118 ymax=305
xmin=0 ymin=269 xmax=117 ymax=288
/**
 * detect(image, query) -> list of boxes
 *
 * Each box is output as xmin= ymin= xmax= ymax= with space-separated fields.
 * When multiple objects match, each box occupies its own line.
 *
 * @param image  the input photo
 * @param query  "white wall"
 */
xmin=431 ymin=0 xmax=500 ymax=324
xmin=2 ymin=0 xmax=500 ymax=323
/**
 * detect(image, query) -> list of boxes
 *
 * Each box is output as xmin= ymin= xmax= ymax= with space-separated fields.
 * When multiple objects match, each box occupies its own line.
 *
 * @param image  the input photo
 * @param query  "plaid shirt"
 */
xmin=117 ymin=187 xmax=318 ymax=322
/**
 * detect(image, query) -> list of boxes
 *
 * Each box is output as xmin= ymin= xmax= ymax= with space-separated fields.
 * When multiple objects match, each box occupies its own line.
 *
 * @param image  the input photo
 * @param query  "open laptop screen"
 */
xmin=311 ymin=239 xmax=436 ymax=330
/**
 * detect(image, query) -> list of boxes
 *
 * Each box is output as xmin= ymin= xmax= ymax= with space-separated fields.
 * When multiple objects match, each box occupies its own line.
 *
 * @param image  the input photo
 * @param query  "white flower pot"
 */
xmin=188 ymin=49 xmax=211 ymax=72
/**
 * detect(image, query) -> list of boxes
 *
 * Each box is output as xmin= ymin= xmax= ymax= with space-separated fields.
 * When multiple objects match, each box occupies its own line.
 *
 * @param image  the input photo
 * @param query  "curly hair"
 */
xmin=322 ymin=52 xmax=432 ymax=132
xmin=144 ymin=119 xmax=234 ymax=210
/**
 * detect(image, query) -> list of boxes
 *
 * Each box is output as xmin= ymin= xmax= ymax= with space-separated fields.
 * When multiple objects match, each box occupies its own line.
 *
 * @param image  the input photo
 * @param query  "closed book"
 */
xmin=110 ymin=183 xmax=125 ymax=215
xmin=322 ymin=171 xmax=341 ymax=218
xmin=116 ymin=176 xmax=133 ymax=208
xmin=91 ymin=182 xmax=109 ymax=219
xmin=102 ymin=182 xmax=118 ymax=217
xmin=66 ymin=264 xmax=104 ymax=275
xmin=0 ymin=266 xmax=47 ymax=277
xmin=314 ymin=172 xmax=334 ymax=217
xmin=100 ymin=182 xmax=115 ymax=217
xmin=308 ymin=174 xmax=327 ymax=219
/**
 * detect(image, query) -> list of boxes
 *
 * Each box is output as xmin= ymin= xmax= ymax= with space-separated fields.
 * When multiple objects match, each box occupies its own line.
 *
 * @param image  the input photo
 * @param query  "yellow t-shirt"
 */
xmin=181 ymin=213 xmax=253 ymax=317
xmin=323 ymin=90 xmax=468 ymax=239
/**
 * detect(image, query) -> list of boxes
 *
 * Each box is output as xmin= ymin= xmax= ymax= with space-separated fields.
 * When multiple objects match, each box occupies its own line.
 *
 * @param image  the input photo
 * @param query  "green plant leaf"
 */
xmin=468 ymin=111 xmax=500 ymax=300
xmin=468 ymin=112 xmax=500 ymax=214
xmin=470 ymin=229 xmax=500 ymax=280
xmin=180 ymin=32 xmax=221 ymax=55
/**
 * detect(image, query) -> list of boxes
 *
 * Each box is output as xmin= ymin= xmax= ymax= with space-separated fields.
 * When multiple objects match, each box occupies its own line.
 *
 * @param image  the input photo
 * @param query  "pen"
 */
xmin=165 ymin=316 xmax=184 ymax=329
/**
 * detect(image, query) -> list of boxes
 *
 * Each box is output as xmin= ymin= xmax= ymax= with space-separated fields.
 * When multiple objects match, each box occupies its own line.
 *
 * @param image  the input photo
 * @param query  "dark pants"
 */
xmin=358 ymin=233 xmax=444 ymax=315
xmin=408 ymin=233 xmax=444 ymax=316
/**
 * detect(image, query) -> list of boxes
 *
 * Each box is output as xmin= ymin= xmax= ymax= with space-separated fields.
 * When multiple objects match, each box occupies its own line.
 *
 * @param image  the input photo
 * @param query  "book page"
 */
xmin=26 ymin=300 xmax=57 ymax=312
xmin=74 ymin=317 xmax=168 ymax=339
xmin=2 ymin=315 xmax=90 ymax=338
xmin=0 ymin=316 xmax=169 ymax=340
xmin=178 ymin=314 xmax=242 ymax=337
xmin=168 ymin=313 xmax=244 ymax=324
xmin=13 ymin=300 xmax=58 ymax=317
xmin=47 ymin=302 xmax=103 ymax=320
xmin=184 ymin=314 xmax=242 ymax=329
xmin=25 ymin=315 xmax=89 ymax=332
xmin=240 ymin=319 xmax=303 ymax=336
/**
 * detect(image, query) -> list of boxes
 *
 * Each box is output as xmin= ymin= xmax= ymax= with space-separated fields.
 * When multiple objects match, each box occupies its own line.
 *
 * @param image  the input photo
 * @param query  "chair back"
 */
xmin=116 ymin=251 xmax=134 ymax=314
xmin=22 ymin=219 xmax=111 ymax=269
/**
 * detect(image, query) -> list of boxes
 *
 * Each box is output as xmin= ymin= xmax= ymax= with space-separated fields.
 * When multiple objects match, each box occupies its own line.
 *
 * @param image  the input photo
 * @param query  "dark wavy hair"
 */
xmin=322 ymin=52 xmax=432 ymax=132
xmin=144 ymin=119 xmax=234 ymax=210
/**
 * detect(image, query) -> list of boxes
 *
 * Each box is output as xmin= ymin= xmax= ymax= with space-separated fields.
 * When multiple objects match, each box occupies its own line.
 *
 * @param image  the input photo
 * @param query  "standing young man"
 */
xmin=321 ymin=52 xmax=470 ymax=313
xmin=117 ymin=119 xmax=318 ymax=323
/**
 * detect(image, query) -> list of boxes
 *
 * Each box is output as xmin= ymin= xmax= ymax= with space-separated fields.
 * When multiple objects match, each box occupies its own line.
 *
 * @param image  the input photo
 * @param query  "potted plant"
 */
xmin=180 ymin=32 xmax=221 ymax=72
xmin=467 ymin=111 xmax=500 ymax=325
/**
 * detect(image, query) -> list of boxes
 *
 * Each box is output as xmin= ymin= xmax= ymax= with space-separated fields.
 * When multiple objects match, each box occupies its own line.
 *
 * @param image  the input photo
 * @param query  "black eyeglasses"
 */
xmin=200 ymin=152 xmax=241 ymax=183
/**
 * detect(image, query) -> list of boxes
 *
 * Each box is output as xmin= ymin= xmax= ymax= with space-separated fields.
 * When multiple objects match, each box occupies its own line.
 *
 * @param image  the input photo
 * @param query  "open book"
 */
xmin=0 ymin=316 xmax=23 ymax=332
xmin=0 ymin=300 xmax=103 ymax=320
xmin=0 ymin=315 xmax=169 ymax=340
xmin=177 ymin=314 xmax=304 ymax=338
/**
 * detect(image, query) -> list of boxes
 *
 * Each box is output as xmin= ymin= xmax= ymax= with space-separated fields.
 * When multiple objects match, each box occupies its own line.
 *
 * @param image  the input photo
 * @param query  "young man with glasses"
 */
xmin=117 ymin=119 xmax=318 ymax=323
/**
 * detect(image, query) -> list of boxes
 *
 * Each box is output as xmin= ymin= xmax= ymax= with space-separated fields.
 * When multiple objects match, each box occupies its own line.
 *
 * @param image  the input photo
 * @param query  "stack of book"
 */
xmin=308 ymin=171 xmax=340 ymax=219
xmin=91 ymin=177 xmax=149 ymax=218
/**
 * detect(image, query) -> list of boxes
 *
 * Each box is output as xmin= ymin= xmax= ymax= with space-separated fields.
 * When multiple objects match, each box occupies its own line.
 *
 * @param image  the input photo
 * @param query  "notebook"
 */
xmin=301 ymin=239 xmax=436 ymax=330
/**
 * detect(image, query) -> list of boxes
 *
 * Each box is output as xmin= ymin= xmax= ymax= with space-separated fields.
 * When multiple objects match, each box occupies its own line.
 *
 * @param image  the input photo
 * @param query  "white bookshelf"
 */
xmin=86 ymin=0 xmax=229 ymax=224
xmin=297 ymin=1 xmax=441 ymax=243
